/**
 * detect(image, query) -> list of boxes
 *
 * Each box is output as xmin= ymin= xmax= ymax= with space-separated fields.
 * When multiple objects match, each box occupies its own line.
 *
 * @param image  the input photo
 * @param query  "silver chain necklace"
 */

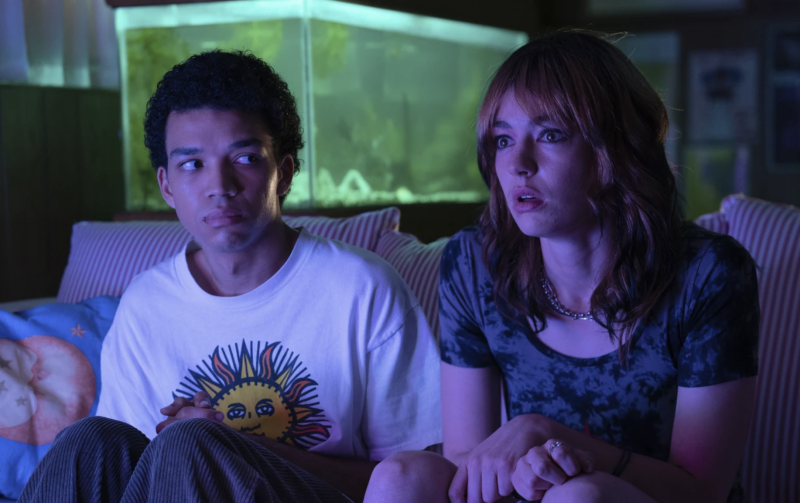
xmin=539 ymin=268 xmax=595 ymax=321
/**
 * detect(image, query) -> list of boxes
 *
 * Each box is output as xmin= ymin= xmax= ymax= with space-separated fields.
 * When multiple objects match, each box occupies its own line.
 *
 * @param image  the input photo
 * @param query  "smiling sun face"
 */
xmin=177 ymin=341 xmax=330 ymax=449
xmin=215 ymin=380 xmax=291 ymax=438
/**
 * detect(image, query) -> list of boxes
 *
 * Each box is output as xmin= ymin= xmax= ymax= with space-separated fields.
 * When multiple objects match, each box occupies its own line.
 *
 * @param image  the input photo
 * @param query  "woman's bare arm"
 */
xmin=527 ymin=376 xmax=756 ymax=503
xmin=442 ymin=362 xmax=503 ymax=465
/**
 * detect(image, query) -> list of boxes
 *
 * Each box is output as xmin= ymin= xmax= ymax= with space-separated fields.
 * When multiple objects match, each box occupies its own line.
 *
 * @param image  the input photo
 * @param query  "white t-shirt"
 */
xmin=97 ymin=228 xmax=442 ymax=462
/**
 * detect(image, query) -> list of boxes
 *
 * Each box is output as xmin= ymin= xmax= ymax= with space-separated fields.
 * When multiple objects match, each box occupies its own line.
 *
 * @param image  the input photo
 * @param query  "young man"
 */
xmin=18 ymin=51 xmax=441 ymax=503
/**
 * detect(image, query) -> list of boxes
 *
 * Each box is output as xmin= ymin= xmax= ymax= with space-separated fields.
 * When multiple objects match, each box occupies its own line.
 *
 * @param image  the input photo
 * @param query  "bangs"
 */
xmin=512 ymin=64 xmax=577 ymax=134
xmin=477 ymin=42 xmax=597 ymax=178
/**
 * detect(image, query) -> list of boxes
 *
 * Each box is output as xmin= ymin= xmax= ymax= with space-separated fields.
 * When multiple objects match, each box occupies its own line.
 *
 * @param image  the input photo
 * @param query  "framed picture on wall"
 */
xmin=767 ymin=24 xmax=800 ymax=173
xmin=687 ymin=49 xmax=759 ymax=143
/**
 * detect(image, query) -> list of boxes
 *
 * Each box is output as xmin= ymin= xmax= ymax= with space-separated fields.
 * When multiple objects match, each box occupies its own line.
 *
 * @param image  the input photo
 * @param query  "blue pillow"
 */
xmin=0 ymin=296 xmax=119 ymax=499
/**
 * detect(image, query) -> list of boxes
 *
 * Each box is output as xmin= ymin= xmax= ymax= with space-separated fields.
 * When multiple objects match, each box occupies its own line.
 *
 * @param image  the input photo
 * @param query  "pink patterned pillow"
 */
xmin=57 ymin=207 xmax=400 ymax=303
xmin=721 ymin=195 xmax=800 ymax=503
xmin=375 ymin=230 xmax=449 ymax=341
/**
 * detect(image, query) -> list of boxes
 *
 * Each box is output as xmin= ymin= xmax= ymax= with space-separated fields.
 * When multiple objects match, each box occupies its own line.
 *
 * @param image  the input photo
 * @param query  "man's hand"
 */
xmin=448 ymin=414 xmax=549 ymax=503
xmin=156 ymin=391 xmax=224 ymax=434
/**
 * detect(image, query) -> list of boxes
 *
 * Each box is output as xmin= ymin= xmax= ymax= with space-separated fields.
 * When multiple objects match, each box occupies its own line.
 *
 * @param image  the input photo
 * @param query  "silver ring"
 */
xmin=548 ymin=441 xmax=563 ymax=457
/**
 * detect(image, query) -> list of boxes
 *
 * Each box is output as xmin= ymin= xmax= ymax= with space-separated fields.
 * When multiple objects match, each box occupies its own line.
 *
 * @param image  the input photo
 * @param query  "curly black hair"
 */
xmin=144 ymin=50 xmax=304 ymax=204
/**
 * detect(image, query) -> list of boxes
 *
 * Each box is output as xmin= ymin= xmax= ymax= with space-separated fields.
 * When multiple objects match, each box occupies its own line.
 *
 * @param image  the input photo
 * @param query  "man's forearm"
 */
xmin=246 ymin=434 xmax=377 ymax=502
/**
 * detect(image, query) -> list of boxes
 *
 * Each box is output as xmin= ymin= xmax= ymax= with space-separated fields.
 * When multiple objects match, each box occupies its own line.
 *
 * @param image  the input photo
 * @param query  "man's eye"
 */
xmin=181 ymin=160 xmax=201 ymax=170
xmin=236 ymin=154 xmax=259 ymax=165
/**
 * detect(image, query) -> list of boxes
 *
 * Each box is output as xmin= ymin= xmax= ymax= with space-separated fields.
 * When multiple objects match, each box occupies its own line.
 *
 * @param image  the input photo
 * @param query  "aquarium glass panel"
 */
xmin=116 ymin=0 xmax=526 ymax=210
xmin=310 ymin=20 xmax=508 ymax=206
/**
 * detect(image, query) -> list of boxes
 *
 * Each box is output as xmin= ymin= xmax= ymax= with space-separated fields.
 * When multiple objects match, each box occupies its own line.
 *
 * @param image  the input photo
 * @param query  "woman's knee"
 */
xmin=374 ymin=450 xmax=456 ymax=483
xmin=366 ymin=451 xmax=456 ymax=502
xmin=541 ymin=472 xmax=655 ymax=503
xmin=542 ymin=473 xmax=603 ymax=503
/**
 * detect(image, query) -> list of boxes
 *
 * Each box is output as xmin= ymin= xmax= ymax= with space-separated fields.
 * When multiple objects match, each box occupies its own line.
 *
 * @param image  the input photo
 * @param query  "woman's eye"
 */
xmin=236 ymin=154 xmax=259 ymax=165
xmin=542 ymin=130 xmax=565 ymax=143
xmin=495 ymin=136 xmax=512 ymax=149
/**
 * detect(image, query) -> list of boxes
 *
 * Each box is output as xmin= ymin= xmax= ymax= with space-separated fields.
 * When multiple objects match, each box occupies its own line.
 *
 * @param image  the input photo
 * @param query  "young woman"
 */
xmin=364 ymin=30 xmax=759 ymax=503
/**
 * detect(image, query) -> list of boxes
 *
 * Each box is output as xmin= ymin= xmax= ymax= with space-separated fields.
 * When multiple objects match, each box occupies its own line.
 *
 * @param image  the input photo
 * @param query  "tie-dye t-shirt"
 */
xmin=439 ymin=223 xmax=759 ymax=501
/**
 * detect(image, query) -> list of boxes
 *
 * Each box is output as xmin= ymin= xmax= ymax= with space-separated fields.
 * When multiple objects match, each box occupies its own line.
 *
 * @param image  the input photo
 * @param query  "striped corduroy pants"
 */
xmin=18 ymin=416 xmax=352 ymax=503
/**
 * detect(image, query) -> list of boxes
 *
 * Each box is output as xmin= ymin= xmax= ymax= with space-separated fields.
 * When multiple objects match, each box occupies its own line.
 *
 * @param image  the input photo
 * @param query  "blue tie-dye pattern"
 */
xmin=439 ymin=223 xmax=759 ymax=502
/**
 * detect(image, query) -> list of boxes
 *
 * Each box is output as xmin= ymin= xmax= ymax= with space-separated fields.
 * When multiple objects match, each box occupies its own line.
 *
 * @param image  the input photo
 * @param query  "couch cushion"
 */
xmin=57 ymin=208 xmax=400 ymax=303
xmin=375 ymin=230 xmax=449 ymax=341
xmin=694 ymin=211 xmax=729 ymax=235
xmin=0 ymin=296 xmax=119 ymax=499
xmin=720 ymin=195 xmax=800 ymax=503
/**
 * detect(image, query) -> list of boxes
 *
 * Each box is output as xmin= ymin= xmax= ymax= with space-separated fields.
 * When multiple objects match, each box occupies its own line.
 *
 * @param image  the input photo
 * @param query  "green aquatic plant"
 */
xmin=312 ymin=21 xmax=350 ymax=79
xmin=126 ymin=28 xmax=191 ymax=210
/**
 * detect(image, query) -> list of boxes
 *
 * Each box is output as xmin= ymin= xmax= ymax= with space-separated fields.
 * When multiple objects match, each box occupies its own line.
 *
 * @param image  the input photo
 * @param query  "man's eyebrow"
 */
xmin=229 ymin=138 xmax=264 ymax=150
xmin=169 ymin=147 xmax=202 ymax=158
xmin=168 ymin=139 xmax=264 ymax=158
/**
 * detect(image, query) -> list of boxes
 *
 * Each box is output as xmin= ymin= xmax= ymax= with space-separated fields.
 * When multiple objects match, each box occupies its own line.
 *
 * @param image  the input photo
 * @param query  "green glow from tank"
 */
xmin=116 ymin=0 xmax=527 ymax=210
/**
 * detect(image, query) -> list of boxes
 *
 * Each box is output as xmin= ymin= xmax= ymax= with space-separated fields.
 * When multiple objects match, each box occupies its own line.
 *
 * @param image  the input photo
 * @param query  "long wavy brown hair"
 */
xmin=477 ymin=30 xmax=684 ymax=360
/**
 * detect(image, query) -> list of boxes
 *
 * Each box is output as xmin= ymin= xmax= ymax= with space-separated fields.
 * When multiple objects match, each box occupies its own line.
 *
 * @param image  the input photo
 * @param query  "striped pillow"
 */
xmin=57 ymin=207 xmax=400 ymax=303
xmin=375 ymin=230 xmax=449 ymax=341
xmin=721 ymin=195 xmax=800 ymax=503
xmin=694 ymin=211 xmax=729 ymax=235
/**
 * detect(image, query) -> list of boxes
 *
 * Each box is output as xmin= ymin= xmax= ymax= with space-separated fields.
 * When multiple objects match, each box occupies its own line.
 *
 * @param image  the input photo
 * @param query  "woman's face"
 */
xmin=491 ymin=90 xmax=599 ymax=240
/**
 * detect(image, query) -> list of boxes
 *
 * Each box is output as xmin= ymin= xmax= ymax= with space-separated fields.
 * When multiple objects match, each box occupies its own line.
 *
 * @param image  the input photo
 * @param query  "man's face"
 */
xmin=157 ymin=108 xmax=294 ymax=254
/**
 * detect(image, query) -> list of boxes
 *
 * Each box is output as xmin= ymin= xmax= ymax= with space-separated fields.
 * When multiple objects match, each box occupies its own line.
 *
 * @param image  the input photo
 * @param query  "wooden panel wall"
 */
xmin=0 ymin=86 xmax=124 ymax=302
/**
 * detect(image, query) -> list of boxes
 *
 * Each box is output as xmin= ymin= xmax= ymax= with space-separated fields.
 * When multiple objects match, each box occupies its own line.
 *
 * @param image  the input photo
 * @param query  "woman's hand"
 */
xmin=510 ymin=439 xmax=595 ymax=502
xmin=155 ymin=391 xmax=224 ymax=434
xmin=448 ymin=414 xmax=548 ymax=503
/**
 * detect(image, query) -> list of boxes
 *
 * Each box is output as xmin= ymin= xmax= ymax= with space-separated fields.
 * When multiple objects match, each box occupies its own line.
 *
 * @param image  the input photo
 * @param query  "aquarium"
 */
xmin=115 ymin=0 xmax=527 ymax=210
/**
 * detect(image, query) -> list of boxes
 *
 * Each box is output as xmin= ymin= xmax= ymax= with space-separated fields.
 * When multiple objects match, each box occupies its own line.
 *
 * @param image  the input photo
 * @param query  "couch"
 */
xmin=0 ymin=195 xmax=797 ymax=502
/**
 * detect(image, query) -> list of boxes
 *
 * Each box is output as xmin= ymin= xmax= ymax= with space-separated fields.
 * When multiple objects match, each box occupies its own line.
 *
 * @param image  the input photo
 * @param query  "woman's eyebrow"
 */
xmin=492 ymin=115 xmax=553 ymax=129
xmin=530 ymin=114 xmax=552 ymax=125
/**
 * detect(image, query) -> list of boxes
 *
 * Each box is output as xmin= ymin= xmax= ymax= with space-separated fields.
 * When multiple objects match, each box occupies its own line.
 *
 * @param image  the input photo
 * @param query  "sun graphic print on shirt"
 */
xmin=176 ymin=340 xmax=331 ymax=449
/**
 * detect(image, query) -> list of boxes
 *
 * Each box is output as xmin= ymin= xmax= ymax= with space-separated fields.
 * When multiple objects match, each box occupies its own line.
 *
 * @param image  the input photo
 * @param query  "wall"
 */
xmin=539 ymin=0 xmax=800 ymax=207
xmin=0 ymin=85 xmax=124 ymax=301
xmin=2 ymin=0 xmax=795 ymax=300
xmin=104 ymin=0 xmax=798 ymax=209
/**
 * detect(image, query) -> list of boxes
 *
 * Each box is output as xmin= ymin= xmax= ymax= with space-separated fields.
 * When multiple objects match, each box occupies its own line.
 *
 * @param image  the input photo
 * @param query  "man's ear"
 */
xmin=157 ymin=166 xmax=176 ymax=209
xmin=276 ymin=155 xmax=295 ymax=197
